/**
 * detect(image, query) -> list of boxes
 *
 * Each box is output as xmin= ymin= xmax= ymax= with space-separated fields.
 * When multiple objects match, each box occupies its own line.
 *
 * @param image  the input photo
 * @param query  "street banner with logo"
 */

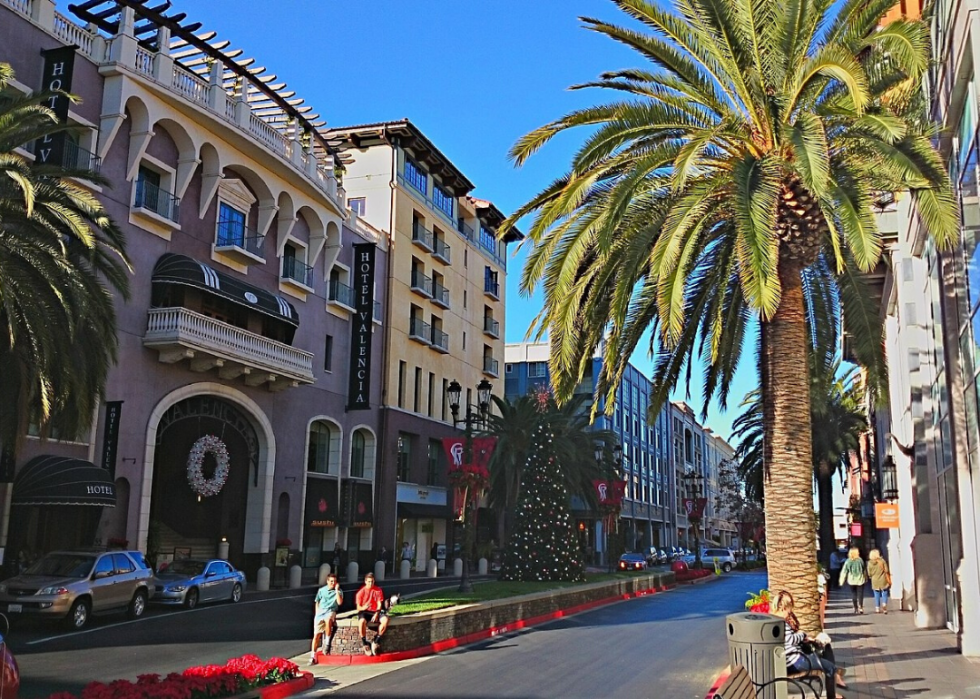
xmin=441 ymin=436 xmax=497 ymax=470
xmin=305 ymin=477 xmax=338 ymax=528
xmin=875 ymin=502 xmax=900 ymax=528
xmin=683 ymin=497 xmax=708 ymax=519
xmin=593 ymin=479 xmax=626 ymax=506
xmin=346 ymin=243 xmax=376 ymax=410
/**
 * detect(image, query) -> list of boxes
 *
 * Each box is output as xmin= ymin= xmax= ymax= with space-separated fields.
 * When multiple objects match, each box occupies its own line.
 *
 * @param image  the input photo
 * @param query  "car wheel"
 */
xmin=723 ymin=562 xmax=733 ymax=573
xmin=231 ymin=583 xmax=242 ymax=603
xmin=185 ymin=588 xmax=199 ymax=610
xmin=67 ymin=598 xmax=90 ymax=630
xmin=128 ymin=589 xmax=147 ymax=619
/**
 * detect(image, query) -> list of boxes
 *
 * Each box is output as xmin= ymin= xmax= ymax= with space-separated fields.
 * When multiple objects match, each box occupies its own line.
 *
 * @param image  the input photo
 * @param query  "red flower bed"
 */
xmin=675 ymin=568 xmax=713 ymax=582
xmin=46 ymin=654 xmax=300 ymax=699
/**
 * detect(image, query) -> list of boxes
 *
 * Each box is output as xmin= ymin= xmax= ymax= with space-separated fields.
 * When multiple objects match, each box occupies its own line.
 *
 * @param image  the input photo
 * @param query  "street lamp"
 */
xmin=682 ymin=469 xmax=705 ymax=569
xmin=446 ymin=378 xmax=493 ymax=593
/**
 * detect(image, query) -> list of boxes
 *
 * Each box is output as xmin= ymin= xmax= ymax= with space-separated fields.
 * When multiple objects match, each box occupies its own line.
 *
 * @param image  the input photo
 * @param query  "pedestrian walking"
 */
xmin=829 ymin=548 xmax=844 ymax=590
xmin=867 ymin=548 xmax=892 ymax=614
xmin=839 ymin=547 xmax=867 ymax=614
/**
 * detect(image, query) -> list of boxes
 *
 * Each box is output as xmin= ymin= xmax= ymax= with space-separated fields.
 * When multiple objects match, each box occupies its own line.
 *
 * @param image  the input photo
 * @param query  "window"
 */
xmin=433 ymin=183 xmax=454 ymax=218
xmin=282 ymin=242 xmax=313 ymax=288
xmin=442 ymin=378 xmax=448 ymax=422
xmin=351 ymin=431 xmax=366 ymax=478
xmin=428 ymin=372 xmax=435 ymax=417
xmin=463 ymin=289 xmax=468 ymax=309
xmin=480 ymin=226 xmax=496 ymax=252
xmin=404 ymin=158 xmax=427 ymax=194
xmin=484 ymin=266 xmax=499 ymax=297
xmin=427 ymin=439 xmax=442 ymax=486
xmin=506 ymin=363 xmax=514 ymax=373
xmin=348 ymin=197 xmax=366 ymax=216
xmin=414 ymin=367 xmax=422 ymax=413
xmin=216 ymin=202 xmax=246 ymax=246
xmin=112 ymin=553 xmax=135 ymax=574
xmin=324 ymin=335 xmax=333 ymax=372
xmin=93 ymin=555 xmax=115 ymax=579
xmin=307 ymin=422 xmax=335 ymax=474
xmin=397 ymin=433 xmax=411 ymax=482
xmin=529 ymin=362 xmax=547 ymax=378
xmin=398 ymin=361 xmax=406 ymax=408
xmin=462 ymin=331 xmax=466 ymax=350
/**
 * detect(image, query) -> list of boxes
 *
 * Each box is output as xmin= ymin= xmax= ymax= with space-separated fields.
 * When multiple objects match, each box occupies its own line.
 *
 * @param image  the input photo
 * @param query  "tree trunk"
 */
xmin=816 ymin=460 xmax=836 ymax=570
xmin=761 ymin=260 xmax=821 ymax=632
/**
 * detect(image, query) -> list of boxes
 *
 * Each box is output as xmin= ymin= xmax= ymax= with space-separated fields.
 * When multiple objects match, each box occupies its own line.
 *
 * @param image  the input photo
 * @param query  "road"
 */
xmin=7 ymin=576 xmax=475 ymax=698
xmin=328 ymin=571 xmax=766 ymax=699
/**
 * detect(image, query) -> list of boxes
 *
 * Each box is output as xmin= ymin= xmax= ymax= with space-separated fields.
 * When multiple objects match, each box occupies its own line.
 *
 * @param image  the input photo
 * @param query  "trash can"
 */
xmin=726 ymin=612 xmax=785 ymax=699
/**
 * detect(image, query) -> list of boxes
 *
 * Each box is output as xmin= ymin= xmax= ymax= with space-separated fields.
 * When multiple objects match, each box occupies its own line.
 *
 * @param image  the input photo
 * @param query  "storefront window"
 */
xmin=351 ymin=431 xmax=365 ymax=478
xmin=307 ymin=422 xmax=335 ymax=474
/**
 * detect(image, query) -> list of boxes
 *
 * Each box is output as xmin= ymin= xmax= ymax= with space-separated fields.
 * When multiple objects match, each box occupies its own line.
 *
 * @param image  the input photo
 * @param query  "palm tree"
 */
xmin=484 ymin=393 xmax=617 ymax=548
xmin=0 ymin=63 xmax=130 ymax=455
xmin=500 ymin=0 xmax=956 ymax=630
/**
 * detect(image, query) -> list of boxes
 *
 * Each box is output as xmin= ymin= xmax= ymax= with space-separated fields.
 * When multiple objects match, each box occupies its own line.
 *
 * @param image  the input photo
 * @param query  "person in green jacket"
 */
xmin=867 ymin=549 xmax=892 ymax=614
xmin=839 ymin=547 xmax=867 ymax=614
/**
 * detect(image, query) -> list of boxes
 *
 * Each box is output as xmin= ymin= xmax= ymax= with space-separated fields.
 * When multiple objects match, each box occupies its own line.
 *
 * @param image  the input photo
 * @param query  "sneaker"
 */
xmin=875 ymin=607 xmax=880 ymax=613
xmin=858 ymin=607 xmax=864 ymax=614
xmin=309 ymin=654 xmax=317 ymax=666
xmin=323 ymin=644 xmax=332 ymax=656
xmin=371 ymin=640 xmax=380 ymax=656
xmin=363 ymin=643 xmax=373 ymax=656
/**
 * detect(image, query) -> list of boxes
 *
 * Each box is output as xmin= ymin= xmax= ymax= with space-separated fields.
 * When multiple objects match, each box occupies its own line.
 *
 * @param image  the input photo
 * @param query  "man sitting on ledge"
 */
xmin=356 ymin=572 xmax=389 ymax=656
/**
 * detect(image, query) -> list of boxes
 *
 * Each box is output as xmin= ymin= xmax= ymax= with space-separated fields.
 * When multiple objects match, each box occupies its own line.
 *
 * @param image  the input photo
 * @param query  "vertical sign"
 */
xmin=0 ymin=448 xmax=15 ymax=483
xmin=347 ymin=243 xmax=376 ymax=410
xmin=34 ymin=46 xmax=78 ymax=168
xmin=101 ymin=401 xmax=123 ymax=477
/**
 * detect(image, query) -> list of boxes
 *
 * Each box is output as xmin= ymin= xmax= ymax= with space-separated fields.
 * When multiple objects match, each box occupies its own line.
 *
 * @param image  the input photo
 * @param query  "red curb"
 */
xmin=705 ymin=666 xmax=731 ymax=699
xmin=313 ymin=582 xmax=678 ymax=665
xmin=255 ymin=672 xmax=315 ymax=699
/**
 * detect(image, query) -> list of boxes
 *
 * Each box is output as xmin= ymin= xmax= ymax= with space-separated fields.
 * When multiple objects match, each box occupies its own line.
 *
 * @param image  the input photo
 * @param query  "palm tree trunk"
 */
xmin=762 ymin=260 xmax=820 ymax=632
xmin=816 ymin=460 xmax=835 ymax=570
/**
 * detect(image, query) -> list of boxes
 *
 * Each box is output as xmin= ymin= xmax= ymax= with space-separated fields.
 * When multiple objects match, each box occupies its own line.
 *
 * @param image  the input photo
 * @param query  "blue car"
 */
xmin=152 ymin=559 xmax=245 ymax=609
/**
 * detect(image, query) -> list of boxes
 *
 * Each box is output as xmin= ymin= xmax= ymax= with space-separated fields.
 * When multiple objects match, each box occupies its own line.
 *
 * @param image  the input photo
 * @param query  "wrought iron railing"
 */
xmin=328 ymin=279 xmax=355 ymax=307
xmin=412 ymin=222 xmax=434 ymax=250
xmin=431 ymin=327 xmax=449 ymax=352
xmin=409 ymin=316 xmax=431 ymax=343
xmin=281 ymin=256 xmax=315 ymax=288
xmin=484 ymin=278 xmax=500 ymax=298
xmin=483 ymin=317 xmax=500 ymax=337
xmin=433 ymin=236 xmax=451 ymax=263
xmin=215 ymin=218 xmax=264 ymax=256
xmin=483 ymin=356 xmax=499 ymax=376
xmin=411 ymin=269 xmax=433 ymax=297
xmin=134 ymin=179 xmax=180 ymax=222
xmin=432 ymin=281 xmax=450 ymax=307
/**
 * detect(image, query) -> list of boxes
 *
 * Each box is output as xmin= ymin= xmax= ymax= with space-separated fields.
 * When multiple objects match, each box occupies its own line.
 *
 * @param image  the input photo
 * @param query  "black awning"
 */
xmin=12 ymin=455 xmax=116 ymax=506
xmin=305 ymin=476 xmax=340 ymax=528
xmin=152 ymin=253 xmax=299 ymax=327
xmin=397 ymin=502 xmax=451 ymax=519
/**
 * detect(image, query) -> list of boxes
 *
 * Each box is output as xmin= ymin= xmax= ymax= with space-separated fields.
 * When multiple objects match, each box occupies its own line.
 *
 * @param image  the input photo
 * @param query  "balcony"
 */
xmin=214 ymin=218 xmax=264 ymax=263
xmin=432 ymin=281 xmax=450 ymax=309
xmin=412 ymin=222 xmax=434 ymax=252
xmin=433 ymin=236 xmax=451 ymax=264
xmin=143 ymin=306 xmax=314 ymax=390
xmin=281 ymin=256 xmax=315 ymax=292
xmin=134 ymin=179 xmax=180 ymax=222
xmin=484 ymin=278 xmax=500 ymax=300
xmin=63 ymin=141 xmax=102 ymax=174
xmin=483 ymin=317 xmax=500 ymax=338
xmin=409 ymin=317 xmax=431 ymax=345
xmin=483 ymin=356 xmax=499 ymax=378
xmin=431 ymin=327 xmax=449 ymax=353
xmin=458 ymin=220 xmax=475 ymax=242
xmin=328 ymin=279 xmax=355 ymax=310
xmin=411 ymin=269 xmax=433 ymax=298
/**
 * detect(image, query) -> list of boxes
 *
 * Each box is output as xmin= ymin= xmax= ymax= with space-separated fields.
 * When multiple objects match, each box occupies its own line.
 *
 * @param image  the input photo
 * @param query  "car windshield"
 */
xmin=168 ymin=560 xmax=206 ymax=576
xmin=26 ymin=553 xmax=95 ymax=578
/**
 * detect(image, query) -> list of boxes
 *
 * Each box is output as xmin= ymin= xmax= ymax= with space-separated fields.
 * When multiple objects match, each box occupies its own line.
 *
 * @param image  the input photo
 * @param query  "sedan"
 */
xmin=618 ymin=553 xmax=648 ymax=571
xmin=152 ymin=559 xmax=245 ymax=609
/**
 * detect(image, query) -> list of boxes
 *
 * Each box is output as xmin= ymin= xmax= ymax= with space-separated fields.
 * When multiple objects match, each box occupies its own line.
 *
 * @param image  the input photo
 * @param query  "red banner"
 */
xmin=593 ymin=479 xmax=626 ymax=506
xmin=683 ymin=497 xmax=707 ymax=519
xmin=442 ymin=436 xmax=497 ymax=470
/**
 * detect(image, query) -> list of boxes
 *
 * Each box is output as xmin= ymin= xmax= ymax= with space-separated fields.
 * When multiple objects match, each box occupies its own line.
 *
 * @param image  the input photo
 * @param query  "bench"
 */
xmin=711 ymin=648 xmax=824 ymax=699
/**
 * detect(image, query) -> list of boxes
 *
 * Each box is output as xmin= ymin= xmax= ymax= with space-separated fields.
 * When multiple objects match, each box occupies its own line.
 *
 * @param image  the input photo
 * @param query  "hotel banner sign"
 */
xmin=34 ymin=45 xmax=77 ymax=168
xmin=347 ymin=243 xmax=376 ymax=411
xmin=100 ymin=401 xmax=123 ymax=477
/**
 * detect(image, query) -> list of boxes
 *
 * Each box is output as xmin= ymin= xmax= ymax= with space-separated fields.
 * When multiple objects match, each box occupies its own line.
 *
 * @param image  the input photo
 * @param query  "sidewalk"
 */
xmin=824 ymin=588 xmax=980 ymax=698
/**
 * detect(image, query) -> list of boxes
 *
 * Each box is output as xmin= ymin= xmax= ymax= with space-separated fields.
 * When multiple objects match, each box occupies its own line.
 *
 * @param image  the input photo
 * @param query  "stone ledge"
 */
xmin=314 ymin=570 xmax=675 ymax=663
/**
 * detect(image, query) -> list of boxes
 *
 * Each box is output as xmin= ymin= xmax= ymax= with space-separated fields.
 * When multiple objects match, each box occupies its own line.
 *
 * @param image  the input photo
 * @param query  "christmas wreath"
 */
xmin=187 ymin=435 xmax=230 ymax=498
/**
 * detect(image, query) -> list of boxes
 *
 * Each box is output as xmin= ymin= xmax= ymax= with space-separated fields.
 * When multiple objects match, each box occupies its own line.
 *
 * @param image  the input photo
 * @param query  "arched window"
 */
xmin=351 ymin=431 xmax=366 ymax=478
xmin=307 ymin=421 xmax=336 ymax=474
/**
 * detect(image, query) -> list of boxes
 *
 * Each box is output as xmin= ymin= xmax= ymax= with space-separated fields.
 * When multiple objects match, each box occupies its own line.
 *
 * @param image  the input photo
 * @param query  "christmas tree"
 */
xmin=501 ymin=419 xmax=584 ymax=581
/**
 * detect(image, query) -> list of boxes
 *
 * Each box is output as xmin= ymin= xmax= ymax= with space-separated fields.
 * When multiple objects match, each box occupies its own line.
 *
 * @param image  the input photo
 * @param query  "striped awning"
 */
xmin=152 ymin=253 xmax=299 ymax=326
xmin=12 ymin=455 xmax=116 ymax=507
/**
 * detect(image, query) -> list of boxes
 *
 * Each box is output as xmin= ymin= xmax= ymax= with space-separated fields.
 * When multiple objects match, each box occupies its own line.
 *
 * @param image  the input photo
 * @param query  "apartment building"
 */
xmin=327 ymin=122 xmax=519 ymax=567
xmin=505 ymin=342 xmax=677 ymax=564
xmin=0 ymin=0 xmax=390 ymax=579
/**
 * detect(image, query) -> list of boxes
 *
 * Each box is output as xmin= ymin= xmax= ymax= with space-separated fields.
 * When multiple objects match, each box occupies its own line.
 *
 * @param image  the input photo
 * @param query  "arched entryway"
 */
xmin=148 ymin=395 xmax=258 ymax=571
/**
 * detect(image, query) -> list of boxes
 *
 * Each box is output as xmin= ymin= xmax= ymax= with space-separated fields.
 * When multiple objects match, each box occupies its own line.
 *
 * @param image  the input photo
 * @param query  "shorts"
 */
xmin=313 ymin=611 xmax=337 ymax=634
xmin=358 ymin=610 xmax=386 ymax=623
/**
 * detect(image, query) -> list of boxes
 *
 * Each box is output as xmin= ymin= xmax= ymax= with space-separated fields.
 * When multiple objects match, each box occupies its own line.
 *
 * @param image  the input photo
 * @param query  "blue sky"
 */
xmin=178 ymin=0 xmax=757 ymax=440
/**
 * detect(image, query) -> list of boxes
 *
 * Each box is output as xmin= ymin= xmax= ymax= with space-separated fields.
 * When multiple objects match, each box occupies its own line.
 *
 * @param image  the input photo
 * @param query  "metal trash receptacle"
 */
xmin=726 ymin=612 xmax=785 ymax=699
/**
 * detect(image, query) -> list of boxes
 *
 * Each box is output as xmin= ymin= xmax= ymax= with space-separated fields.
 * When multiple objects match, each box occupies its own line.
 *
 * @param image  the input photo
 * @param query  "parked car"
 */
xmin=702 ymin=548 xmax=737 ymax=572
xmin=618 ymin=553 xmax=647 ymax=571
xmin=0 ymin=550 xmax=153 ymax=629
xmin=643 ymin=547 xmax=661 ymax=566
xmin=0 ymin=614 xmax=19 ymax=698
xmin=152 ymin=559 xmax=245 ymax=608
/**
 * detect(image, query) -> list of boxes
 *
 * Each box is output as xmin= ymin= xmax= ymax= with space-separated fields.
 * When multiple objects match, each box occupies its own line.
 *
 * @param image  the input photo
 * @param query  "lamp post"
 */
xmin=682 ymin=469 xmax=705 ymax=569
xmin=446 ymin=378 xmax=492 ymax=594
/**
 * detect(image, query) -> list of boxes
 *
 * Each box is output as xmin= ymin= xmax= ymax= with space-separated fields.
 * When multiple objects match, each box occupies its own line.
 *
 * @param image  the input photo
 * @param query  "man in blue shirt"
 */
xmin=310 ymin=574 xmax=343 ymax=663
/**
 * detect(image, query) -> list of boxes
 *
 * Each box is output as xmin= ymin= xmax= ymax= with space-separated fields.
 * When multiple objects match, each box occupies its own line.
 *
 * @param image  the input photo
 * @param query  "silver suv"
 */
xmin=702 ymin=548 xmax=737 ymax=572
xmin=0 ymin=551 xmax=152 ymax=629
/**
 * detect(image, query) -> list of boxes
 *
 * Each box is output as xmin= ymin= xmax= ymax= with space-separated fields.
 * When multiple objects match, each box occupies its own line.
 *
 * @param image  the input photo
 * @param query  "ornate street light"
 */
xmin=682 ymin=469 xmax=706 ymax=569
xmin=446 ymin=379 xmax=493 ymax=593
